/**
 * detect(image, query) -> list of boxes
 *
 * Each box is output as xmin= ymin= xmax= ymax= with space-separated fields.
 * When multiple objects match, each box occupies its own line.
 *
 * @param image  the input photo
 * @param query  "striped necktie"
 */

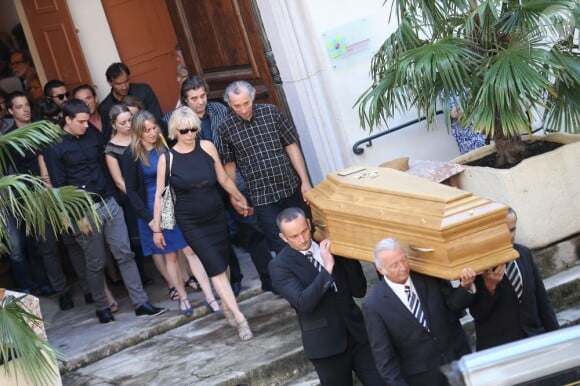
xmin=506 ymin=260 xmax=523 ymax=300
xmin=405 ymin=285 xmax=428 ymax=330
xmin=305 ymin=251 xmax=338 ymax=292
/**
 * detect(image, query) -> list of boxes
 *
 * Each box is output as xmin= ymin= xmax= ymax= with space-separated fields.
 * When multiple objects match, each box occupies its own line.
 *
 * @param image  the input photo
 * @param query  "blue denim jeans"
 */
xmin=74 ymin=197 xmax=147 ymax=310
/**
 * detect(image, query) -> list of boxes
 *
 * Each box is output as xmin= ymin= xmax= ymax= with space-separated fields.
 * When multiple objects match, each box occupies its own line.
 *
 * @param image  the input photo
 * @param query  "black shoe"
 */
xmin=231 ymin=281 xmax=242 ymax=297
xmin=84 ymin=293 xmax=94 ymax=304
xmin=96 ymin=308 xmax=115 ymax=324
xmin=59 ymin=292 xmax=74 ymax=311
xmin=135 ymin=302 xmax=166 ymax=317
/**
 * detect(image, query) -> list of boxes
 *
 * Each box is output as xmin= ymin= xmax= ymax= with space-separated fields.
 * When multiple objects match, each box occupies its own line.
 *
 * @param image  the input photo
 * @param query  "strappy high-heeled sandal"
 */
xmin=236 ymin=318 xmax=253 ymax=341
xmin=184 ymin=276 xmax=201 ymax=292
xmin=223 ymin=309 xmax=237 ymax=327
xmin=204 ymin=299 xmax=222 ymax=314
xmin=168 ymin=287 xmax=179 ymax=301
xmin=180 ymin=298 xmax=193 ymax=316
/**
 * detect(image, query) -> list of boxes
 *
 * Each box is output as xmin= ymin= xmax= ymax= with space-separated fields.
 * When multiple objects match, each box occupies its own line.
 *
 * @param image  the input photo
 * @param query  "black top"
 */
xmin=44 ymin=125 xmax=115 ymax=201
xmin=98 ymin=82 xmax=165 ymax=139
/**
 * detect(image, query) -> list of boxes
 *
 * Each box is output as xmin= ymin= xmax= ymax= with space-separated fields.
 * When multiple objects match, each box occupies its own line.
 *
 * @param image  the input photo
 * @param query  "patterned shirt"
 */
xmin=218 ymin=104 xmax=300 ymax=206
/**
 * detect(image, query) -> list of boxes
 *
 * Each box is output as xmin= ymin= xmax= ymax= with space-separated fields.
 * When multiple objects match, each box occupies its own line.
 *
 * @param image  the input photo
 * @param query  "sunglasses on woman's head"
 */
xmin=53 ymin=92 xmax=70 ymax=101
xmin=178 ymin=128 xmax=198 ymax=134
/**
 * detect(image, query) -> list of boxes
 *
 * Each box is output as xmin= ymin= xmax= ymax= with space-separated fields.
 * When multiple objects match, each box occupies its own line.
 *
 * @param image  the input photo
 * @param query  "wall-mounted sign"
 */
xmin=322 ymin=19 xmax=371 ymax=68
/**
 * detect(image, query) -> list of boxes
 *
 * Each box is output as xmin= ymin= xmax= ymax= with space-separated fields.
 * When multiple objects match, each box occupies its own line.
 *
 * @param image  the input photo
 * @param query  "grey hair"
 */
xmin=373 ymin=238 xmax=404 ymax=269
xmin=223 ymin=80 xmax=256 ymax=104
xmin=507 ymin=206 xmax=517 ymax=220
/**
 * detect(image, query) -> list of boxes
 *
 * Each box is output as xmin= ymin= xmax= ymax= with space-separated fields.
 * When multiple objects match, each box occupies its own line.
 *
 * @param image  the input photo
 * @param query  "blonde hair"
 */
xmin=130 ymin=110 xmax=164 ymax=166
xmin=167 ymin=106 xmax=200 ymax=140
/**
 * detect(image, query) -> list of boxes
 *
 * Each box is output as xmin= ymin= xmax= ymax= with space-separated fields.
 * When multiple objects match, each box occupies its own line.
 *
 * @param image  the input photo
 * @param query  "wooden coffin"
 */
xmin=304 ymin=166 xmax=518 ymax=280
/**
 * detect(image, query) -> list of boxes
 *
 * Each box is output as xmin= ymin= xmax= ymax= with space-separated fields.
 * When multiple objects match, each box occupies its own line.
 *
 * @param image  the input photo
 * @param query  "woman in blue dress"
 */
xmin=123 ymin=110 xmax=219 ymax=315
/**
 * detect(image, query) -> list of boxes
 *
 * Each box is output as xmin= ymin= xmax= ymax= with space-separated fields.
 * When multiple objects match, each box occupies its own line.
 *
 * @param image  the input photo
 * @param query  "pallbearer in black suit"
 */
xmin=363 ymin=238 xmax=476 ymax=386
xmin=269 ymin=207 xmax=382 ymax=386
xmin=469 ymin=208 xmax=559 ymax=350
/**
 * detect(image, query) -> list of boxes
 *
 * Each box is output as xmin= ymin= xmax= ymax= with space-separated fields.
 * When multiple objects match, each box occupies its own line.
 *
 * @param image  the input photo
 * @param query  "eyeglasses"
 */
xmin=178 ymin=128 xmax=198 ymax=134
xmin=52 ymin=92 xmax=70 ymax=101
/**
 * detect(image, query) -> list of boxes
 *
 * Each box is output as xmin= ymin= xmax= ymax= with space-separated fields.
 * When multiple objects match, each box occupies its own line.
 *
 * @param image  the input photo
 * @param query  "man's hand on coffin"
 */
xmin=319 ymin=239 xmax=335 ymax=274
xmin=459 ymin=267 xmax=476 ymax=290
xmin=482 ymin=264 xmax=506 ymax=295
xmin=301 ymin=181 xmax=312 ymax=204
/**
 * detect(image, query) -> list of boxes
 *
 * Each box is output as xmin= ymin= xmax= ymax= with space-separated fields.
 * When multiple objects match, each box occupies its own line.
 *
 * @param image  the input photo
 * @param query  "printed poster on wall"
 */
xmin=322 ymin=19 xmax=372 ymax=69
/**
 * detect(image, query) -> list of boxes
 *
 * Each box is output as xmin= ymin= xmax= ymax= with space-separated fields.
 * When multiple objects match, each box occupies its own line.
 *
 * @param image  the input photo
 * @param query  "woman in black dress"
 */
xmin=152 ymin=106 xmax=253 ymax=340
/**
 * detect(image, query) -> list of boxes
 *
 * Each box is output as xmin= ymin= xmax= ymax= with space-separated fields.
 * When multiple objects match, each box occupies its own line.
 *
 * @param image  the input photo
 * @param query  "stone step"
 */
xmin=51 ymin=235 xmax=579 ymax=385
xmin=532 ymin=233 xmax=579 ymax=278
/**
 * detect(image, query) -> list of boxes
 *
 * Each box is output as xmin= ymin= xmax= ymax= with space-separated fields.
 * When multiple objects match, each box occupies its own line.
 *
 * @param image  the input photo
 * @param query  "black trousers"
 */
xmin=311 ymin=332 xmax=382 ymax=386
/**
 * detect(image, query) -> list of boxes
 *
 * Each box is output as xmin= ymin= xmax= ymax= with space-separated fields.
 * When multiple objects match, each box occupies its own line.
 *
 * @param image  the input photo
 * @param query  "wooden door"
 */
xmin=165 ymin=0 xmax=281 ymax=107
xmin=101 ymin=0 xmax=179 ymax=113
xmin=21 ymin=0 xmax=92 ymax=89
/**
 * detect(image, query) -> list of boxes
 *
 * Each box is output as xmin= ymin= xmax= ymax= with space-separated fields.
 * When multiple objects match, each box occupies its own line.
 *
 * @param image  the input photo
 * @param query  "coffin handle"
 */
xmin=409 ymin=245 xmax=435 ymax=252
xmin=313 ymin=221 xmax=327 ymax=229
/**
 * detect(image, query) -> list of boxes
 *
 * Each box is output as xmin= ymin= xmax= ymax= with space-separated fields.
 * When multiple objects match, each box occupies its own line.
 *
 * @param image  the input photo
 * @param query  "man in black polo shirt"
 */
xmin=219 ymin=80 xmax=312 ymax=253
xmin=44 ymin=99 xmax=164 ymax=323
xmin=98 ymin=62 xmax=164 ymax=139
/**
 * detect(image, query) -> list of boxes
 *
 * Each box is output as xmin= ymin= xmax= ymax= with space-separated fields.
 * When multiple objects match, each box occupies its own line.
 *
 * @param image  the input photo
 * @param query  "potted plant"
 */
xmin=0 ymin=120 xmax=97 ymax=385
xmin=356 ymin=0 xmax=579 ymax=248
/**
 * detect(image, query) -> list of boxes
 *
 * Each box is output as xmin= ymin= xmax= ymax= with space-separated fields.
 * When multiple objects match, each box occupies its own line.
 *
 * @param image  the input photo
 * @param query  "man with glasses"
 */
xmin=43 ymin=79 xmax=70 ymax=108
xmin=10 ymin=50 xmax=36 ymax=90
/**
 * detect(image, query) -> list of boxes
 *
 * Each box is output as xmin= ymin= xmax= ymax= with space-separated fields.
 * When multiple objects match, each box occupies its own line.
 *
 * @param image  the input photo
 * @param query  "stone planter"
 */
xmin=452 ymin=133 xmax=580 ymax=249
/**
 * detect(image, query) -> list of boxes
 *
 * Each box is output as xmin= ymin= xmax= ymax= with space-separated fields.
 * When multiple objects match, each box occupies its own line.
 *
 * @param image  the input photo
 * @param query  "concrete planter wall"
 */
xmin=452 ymin=134 xmax=580 ymax=249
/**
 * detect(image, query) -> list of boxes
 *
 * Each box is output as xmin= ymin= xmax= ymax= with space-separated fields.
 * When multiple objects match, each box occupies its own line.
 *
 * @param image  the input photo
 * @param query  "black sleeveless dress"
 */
xmin=170 ymin=138 xmax=228 ymax=276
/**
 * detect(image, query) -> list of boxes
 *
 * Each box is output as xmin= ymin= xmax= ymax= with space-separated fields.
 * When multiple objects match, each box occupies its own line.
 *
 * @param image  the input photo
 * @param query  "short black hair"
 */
xmin=6 ymin=90 xmax=29 ymax=110
xmin=105 ymin=62 xmax=130 ymax=82
xmin=61 ymin=99 xmax=90 ymax=119
xmin=44 ymin=79 xmax=66 ymax=97
xmin=37 ymin=98 xmax=62 ymax=125
xmin=180 ymin=75 xmax=209 ymax=105
xmin=72 ymin=83 xmax=96 ymax=98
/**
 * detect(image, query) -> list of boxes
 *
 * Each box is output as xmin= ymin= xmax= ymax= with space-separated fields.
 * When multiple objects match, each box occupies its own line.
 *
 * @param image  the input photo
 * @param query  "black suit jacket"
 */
xmin=269 ymin=245 xmax=369 ymax=360
xmin=363 ymin=273 xmax=473 ymax=386
xmin=469 ymin=243 xmax=559 ymax=350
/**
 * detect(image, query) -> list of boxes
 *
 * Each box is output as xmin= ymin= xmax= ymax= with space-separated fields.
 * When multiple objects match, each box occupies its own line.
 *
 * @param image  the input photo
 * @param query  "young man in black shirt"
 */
xmin=44 ymin=99 xmax=164 ymax=323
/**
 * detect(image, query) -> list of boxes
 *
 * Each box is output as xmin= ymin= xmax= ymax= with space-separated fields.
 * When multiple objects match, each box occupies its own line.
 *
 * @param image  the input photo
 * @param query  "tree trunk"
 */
xmin=493 ymin=130 xmax=525 ymax=167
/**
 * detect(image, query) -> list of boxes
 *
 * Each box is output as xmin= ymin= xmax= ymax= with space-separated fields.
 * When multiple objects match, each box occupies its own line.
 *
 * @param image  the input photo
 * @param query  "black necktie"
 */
xmin=405 ymin=285 xmax=428 ymax=330
xmin=506 ymin=260 xmax=523 ymax=300
xmin=305 ymin=251 xmax=337 ymax=292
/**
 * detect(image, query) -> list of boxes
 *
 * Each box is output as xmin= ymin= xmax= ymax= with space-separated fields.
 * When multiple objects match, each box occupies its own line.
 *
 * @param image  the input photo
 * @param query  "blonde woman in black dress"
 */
xmin=152 ymin=106 xmax=253 ymax=340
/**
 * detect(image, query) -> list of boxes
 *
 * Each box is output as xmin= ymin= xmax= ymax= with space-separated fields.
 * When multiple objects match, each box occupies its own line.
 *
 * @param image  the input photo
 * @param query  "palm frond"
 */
xmin=0 ymin=174 xmax=100 ymax=247
xmin=0 ymin=294 xmax=63 ymax=386
xmin=0 ymin=121 xmax=61 ymax=175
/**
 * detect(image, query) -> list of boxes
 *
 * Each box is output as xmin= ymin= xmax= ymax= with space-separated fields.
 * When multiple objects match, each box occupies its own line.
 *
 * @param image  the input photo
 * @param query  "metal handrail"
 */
xmin=352 ymin=110 xmax=444 ymax=155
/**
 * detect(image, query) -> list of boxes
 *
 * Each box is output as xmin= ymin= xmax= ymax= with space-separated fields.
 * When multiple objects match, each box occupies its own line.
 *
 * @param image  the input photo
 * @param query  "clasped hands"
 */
xmin=230 ymin=195 xmax=254 ymax=217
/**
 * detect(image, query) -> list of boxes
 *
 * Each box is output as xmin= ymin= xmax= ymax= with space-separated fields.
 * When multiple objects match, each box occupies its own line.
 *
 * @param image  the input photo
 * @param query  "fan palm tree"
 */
xmin=357 ymin=0 xmax=580 ymax=166
xmin=0 ymin=120 xmax=97 ymax=385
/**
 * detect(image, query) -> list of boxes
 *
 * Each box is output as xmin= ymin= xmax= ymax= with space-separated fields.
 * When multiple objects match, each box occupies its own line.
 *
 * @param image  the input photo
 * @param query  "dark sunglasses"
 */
xmin=178 ymin=128 xmax=198 ymax=134
xmin=53 ymin=92 xmax=70 ymax=101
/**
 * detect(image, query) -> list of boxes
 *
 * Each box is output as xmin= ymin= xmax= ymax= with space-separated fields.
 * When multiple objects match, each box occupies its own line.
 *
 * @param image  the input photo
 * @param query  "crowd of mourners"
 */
xmin=1 ymin=36 xmax=561 ymax=385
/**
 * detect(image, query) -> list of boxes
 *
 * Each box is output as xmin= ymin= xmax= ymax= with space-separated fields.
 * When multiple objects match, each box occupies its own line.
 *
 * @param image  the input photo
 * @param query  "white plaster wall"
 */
xmin=65 ymin=0 xmax=119 ymax=101
xmin=258 ymin=0 xmax=461 ymax=184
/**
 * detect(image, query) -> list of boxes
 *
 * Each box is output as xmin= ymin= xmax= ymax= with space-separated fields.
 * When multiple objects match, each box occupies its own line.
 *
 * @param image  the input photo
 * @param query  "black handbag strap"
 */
xmin=164 ymin=149 xmax=173 ymax=187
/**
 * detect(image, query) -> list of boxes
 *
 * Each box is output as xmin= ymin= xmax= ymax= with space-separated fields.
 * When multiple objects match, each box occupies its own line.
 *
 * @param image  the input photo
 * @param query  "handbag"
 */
xmin=160 ymin=150 xmax=176 ymax=230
